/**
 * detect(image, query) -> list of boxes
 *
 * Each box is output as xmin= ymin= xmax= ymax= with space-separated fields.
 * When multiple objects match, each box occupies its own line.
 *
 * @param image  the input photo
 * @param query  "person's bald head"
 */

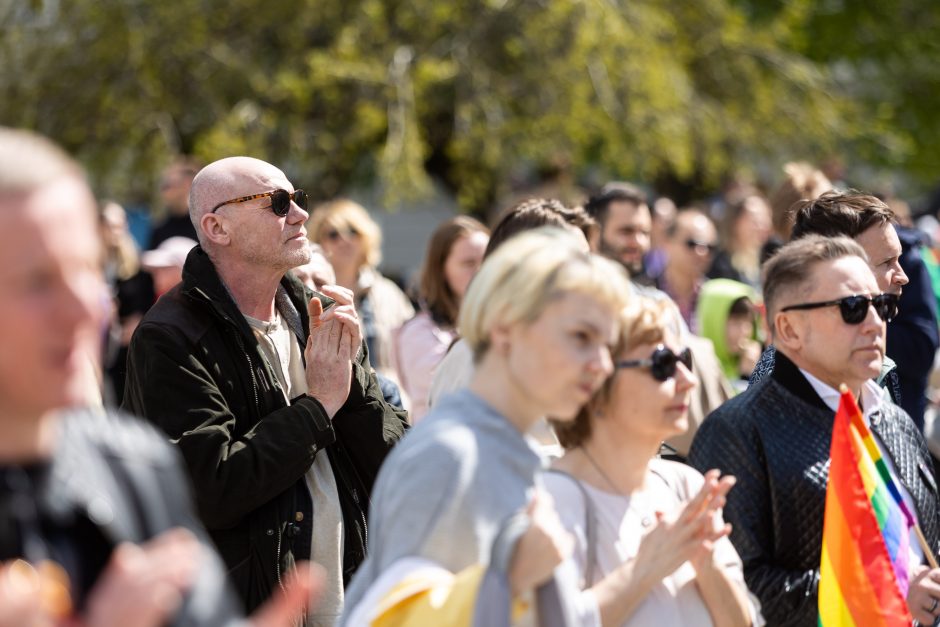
xmin=189 ymin=156 xmax=292 ymax=247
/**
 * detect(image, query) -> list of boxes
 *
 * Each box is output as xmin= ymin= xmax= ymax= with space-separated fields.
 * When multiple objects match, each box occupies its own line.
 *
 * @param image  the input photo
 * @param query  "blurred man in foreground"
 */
xmin=0 ymin=127 xmax=317 ymax=626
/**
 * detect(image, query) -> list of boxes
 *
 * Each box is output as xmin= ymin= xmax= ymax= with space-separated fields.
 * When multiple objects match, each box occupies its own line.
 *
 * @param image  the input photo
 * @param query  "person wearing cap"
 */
xmin=689 ymin=236 xmax=940 ymax=626
xmin=141 ymin=236 xmax=197 ymax=298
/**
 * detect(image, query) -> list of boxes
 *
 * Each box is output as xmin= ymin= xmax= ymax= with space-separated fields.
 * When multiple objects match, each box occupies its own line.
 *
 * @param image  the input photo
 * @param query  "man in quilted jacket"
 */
xmin=690 ymin=235 xmax=940 ymax=626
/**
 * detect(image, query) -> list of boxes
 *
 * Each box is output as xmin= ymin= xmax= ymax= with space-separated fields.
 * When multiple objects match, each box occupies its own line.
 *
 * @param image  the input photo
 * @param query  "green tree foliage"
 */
xmin=1 ymin=0 xmax=937 ymax=210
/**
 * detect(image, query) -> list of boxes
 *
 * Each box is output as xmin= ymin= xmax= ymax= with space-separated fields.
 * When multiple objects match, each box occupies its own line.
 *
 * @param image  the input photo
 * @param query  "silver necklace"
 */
xmin=580 ymin=446 xmax=654 ymax=527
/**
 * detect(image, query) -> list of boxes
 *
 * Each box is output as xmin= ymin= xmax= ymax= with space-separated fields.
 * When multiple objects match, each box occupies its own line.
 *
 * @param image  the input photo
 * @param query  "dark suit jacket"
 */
xmin=690 ymin=351 xmax=940 ymax=626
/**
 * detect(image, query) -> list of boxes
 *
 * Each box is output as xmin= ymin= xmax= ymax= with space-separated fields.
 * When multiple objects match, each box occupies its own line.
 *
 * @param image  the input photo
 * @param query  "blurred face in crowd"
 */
xmin=600 ymin=200 xmax=652 ymax=275
xmin=650 ymin=197 xmax=677 ymax=250
xmin=319 ymin=220 xmax=364 ymax=274
xmin=776 ymin=255 xmax=885 ymax=393
xmin=443 ymin=230 xmax=488 ymax=301
xmin=603 ymin=328 xmax=696 ymax=441
xmin=496 ymin=291 xmax=618 ymax=422
xmin=854 ymin=222 xmax=908 ymax=295
xmin=292 ymin=250 xmax=337 ymax=292
xmin=733 ymin=196 xmax=772 ymax=250
xmin=209 ymin=161 xmax=311 ymax=272
xmin=0 ymin=177 xmax=108 ymax=419
xmin=99 ymin=201 xmax=128 ymax=251
xmin=667 ymin=211 xmax=718 ymax=279
xmin=160 ymin=163 xmax=195 ymax=216
xmin=726 ymin=311 xmax=755 ymax=357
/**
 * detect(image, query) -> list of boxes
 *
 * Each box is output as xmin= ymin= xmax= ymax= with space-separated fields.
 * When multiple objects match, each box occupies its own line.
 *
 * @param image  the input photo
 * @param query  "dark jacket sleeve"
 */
xmin=123 ymin=322 xmax=337 ymax=530
xmin=886 ymin=233 xmax=940 ymax=426
xmin=331 ymin=344 xmax=409 ymax=493
xmin=689 ymin=408 xmax=818 ymax=626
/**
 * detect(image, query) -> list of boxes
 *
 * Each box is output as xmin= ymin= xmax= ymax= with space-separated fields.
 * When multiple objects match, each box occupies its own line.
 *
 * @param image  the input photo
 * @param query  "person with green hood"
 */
xmin=696 ymin=278 xmax=763 ymax=393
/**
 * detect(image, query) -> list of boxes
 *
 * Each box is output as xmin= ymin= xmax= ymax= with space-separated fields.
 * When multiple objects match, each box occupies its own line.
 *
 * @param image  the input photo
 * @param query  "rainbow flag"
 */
xmin=818 ymin=388 xmax=915 ymax=626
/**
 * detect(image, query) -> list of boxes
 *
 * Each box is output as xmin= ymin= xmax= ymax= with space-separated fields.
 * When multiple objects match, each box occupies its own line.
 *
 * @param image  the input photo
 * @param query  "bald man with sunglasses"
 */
xmin=689 ymin=236 xmax=940 ymax=626
xmin=123 ymin=157 xmax=408 ymax=624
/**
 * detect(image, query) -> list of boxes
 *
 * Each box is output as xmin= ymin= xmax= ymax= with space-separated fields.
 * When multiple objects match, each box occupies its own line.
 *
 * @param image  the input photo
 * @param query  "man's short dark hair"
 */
xmin=484 ymin=198 xmax=596 ymax=258
xmin=762 ymin=235 xmax=869 ymax=333
xmin=790 ymin=190 xmax=895 ymax=241
xmin=584 ymin=182 xmax=648 ymax=225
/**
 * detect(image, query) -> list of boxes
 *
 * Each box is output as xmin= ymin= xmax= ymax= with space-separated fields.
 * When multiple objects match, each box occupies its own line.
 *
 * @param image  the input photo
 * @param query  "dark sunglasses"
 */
xmin=684 ymin=238 xmax=718 ymax=255
xmin=209 ymin=189 xmax=307 ymax=217
xmin=325 ymin=227 xmax=360 ymax=241
xmin=616 ymin=345 xmax=693 ymax=382
xmin=780 ymin=292 xmax=899 ymax=325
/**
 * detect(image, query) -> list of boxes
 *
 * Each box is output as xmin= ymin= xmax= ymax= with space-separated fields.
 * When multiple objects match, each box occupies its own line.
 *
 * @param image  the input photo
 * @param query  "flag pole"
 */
xmin=915 ymin=524 xmax=940 ymax=570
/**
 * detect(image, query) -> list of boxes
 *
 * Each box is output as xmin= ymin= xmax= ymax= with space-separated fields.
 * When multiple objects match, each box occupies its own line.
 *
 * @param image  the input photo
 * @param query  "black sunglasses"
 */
xmin=780 ymin=293 xmax=899 ymax=325
xmin=616 ymin=345 xmax=693 ymax=382
xmin=209 ymin=189 xmax=307 ymax=217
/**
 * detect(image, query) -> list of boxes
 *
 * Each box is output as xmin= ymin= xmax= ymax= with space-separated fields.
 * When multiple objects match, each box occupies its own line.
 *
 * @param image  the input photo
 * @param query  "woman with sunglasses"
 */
xmin=307 ymin=199 xmax=414 ymax=382
xmin=545 ymin=297 xmax=758 ymax=626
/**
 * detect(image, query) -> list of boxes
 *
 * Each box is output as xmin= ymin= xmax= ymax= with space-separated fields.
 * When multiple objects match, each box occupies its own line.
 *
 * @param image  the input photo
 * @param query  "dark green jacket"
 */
xmin=123 ymin=246 xmax=408 ymax=613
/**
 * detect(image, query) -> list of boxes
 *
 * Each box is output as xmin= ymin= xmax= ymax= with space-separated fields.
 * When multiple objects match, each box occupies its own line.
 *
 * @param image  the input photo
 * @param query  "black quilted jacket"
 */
xmin=689 ymin=351 xmax=940 ymax=626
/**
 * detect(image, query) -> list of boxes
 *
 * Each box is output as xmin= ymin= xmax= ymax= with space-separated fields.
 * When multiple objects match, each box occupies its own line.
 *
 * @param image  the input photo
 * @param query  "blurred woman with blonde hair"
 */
xmin=308 ymin=199 xmax=413 ymax=379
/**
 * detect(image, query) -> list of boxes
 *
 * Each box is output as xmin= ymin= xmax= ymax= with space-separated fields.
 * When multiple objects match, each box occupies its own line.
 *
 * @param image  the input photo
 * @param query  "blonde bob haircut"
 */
xmin=308 ymin=198 xmax=383 ymax=269
xmin=459 ymin=227 xmax=631 ymax=362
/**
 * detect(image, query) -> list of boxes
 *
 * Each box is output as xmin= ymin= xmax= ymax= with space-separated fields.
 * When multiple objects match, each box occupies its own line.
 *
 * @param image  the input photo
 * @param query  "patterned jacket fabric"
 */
xmin=689 ymin=350 xmax=940 ymax=626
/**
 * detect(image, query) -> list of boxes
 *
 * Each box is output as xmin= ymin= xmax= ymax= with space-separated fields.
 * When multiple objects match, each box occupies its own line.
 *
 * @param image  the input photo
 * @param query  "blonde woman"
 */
xmin=342 ymin=228 xmax=632 ymax=625
xmin=308 ymin=199 xmax=413 ymax=378
xmin=545 ymin=298 xmax=759 ymax=627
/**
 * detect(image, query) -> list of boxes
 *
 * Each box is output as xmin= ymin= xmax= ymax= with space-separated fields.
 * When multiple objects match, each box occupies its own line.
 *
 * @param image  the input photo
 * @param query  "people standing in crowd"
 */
xmin=395 ymin=216 xmax=489 ymax=422
xmin=545 ymin=296 xmax=756 ymax=626
xmin=584 ymin=190 xmax=732 ymax=460
xmin=690 ymin=236 xmax=940 ymax=626
xmin=791 ymin=191 xmax=939 ymax=428
xmin=0 ymin=128 xmax=318 ymax=627
xmin=750 ymin=191 xmax=937 ymax=428
xmin=123 ymin=156 xmax=408 ymax=623
xmin=149 ymin=156 xmax=201 ymax=249
xmin=584 ymin=182 xmax=653 ymax=284
xmin=99 ymin=199 xmax=154 ymax=405
xmin=342 ymin=228 xmax=631 ymax=625
xmin=307 ymin=199 xmax=414 ymax=382
xmin=707 ymin=194 xmax=772 ymax=290
xmin=652 ymin=208 xmax=719 ymax=334
xmin=696 ymin=279 xmax=763 ymax=394
xmin=427 ymin=198 xmax=597 ymax=409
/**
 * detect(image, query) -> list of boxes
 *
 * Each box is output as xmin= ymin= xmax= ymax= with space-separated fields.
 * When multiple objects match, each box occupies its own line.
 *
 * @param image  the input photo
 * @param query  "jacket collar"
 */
xmin=180 ymin=246 xmax=311 ymax=343
xmin=769 ymin=349 xmax=831 ymax=413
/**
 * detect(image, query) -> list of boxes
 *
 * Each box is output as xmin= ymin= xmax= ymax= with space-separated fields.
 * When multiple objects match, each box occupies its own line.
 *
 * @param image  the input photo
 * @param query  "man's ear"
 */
xmin=200 ymin=213 xmax=231 ymax=247
xmin=773 ymin=311 xmax=802 ymax=352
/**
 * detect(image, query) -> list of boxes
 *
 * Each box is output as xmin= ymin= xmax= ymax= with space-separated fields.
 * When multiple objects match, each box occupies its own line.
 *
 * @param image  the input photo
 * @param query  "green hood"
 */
xmin=695 ymin=278 xmax=760 ymax=381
